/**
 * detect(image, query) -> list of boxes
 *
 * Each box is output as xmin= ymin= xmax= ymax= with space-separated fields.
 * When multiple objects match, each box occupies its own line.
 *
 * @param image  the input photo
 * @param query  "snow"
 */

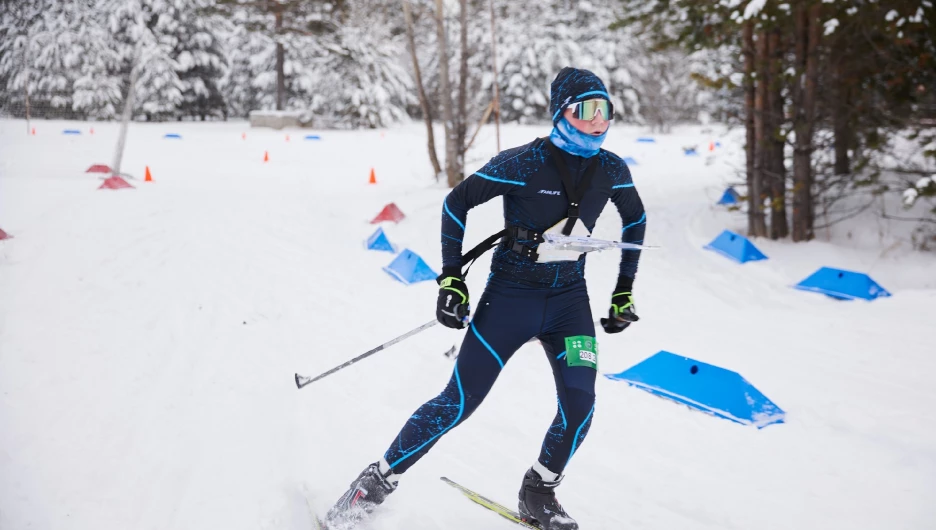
xmin=1 ymin=119 xmax=935 ymax=530
xmin=743 ymin=0 xmax=767 ymax=20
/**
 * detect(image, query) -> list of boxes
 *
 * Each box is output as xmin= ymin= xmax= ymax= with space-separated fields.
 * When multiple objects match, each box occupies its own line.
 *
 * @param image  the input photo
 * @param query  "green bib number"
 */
xmin=564 ymin=335 xmax=598 ymax=369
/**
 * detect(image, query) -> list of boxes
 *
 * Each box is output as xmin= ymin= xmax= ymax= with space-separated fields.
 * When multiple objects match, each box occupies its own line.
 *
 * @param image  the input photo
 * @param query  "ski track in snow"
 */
xmin=1 ymin=120 xmax=935 ymax=530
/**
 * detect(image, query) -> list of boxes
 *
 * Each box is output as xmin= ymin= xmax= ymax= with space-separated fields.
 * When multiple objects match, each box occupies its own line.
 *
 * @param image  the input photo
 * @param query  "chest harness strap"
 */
xmin=458 ymin=141 xmax=600 ymax=275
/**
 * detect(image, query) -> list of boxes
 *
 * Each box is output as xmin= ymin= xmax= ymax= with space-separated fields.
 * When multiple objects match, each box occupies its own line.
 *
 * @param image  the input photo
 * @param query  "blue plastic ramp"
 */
xmin=304 ymin=134 xmax=321 ymax=140
xmin=383 ymin=249 xmax=437 ymax=285
xmin=703 ymin=230 xmax=767 ymax=263
xmin=63 ymin=129 xmax=81 ymax=135
xmin=605 ymin=351 xmax=785 ymax=428
xmin=636 ymin=137 xmax=656 ymax=143
xmin=163 ymin=133 xmax=182 ymax=139
xmin=793 ymin=267 xmax=891 ymax=301
xmin=365 ymin=226 xmax=396 ymax=253
xmin=717 ymin=187 xmax=741 ymax=206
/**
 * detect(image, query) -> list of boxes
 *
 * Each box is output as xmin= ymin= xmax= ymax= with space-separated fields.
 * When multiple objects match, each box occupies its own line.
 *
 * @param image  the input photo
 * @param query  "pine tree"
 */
xmin=312 ymin=12 xmax=415 ymax=128
xmin=0 ymin=0 xmax=84 ymax=119
xmin=107 ymin=0 xmax=184 ymax=121
xmin=69 ymin=1 xmax=123 ymax=120
xmin=219 ymin=25 xmax=272 ymax=118
xmin=173 ymin=0 xmax=230 ymax=120
xmin=216 ymin=0 xmax=345 ymax=112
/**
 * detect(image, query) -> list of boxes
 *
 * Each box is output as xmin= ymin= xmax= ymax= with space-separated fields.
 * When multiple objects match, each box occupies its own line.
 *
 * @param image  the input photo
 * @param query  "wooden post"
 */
xmin=433 ymin=0 xmax=458 ymax=187
xmin=402 ymin=0 xmax=442 ymax=177
xmin=274 ymin=6 xmax=285 ymax=111
xmin=24 ymin=31 xmax=31 ymax=134
xmin=488 ymin=0 xmax=501 ymax=152
xmin=743 ymin=21 xmax=756 ymax=237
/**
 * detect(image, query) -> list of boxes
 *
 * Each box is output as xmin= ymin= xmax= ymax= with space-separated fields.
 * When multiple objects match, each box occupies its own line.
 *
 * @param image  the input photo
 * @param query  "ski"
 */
xmin=300 ymin=483 xmax=328 ymax=530
xmin=440 ymin=476 xmax=542 ymax=529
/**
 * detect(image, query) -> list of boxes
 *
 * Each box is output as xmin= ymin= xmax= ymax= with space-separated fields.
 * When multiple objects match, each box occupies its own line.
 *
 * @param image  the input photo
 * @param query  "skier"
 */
xmin=325 ymin=67 xmax=646 ymax=530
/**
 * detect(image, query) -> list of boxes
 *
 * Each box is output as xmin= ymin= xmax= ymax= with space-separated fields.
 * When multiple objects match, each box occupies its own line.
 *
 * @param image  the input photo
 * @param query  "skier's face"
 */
xmin=563 ymin=106 xmax=610 ymax=136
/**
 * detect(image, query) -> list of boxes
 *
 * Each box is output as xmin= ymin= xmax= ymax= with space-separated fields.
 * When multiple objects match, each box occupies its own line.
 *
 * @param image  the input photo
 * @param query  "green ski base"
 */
xmin=441 ymin=476 xmax=542 ymax=529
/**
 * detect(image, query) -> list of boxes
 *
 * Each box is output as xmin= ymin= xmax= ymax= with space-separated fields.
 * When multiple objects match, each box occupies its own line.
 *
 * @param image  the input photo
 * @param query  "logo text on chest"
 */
xmin=538 ymin=190 xmax=562 ymax=196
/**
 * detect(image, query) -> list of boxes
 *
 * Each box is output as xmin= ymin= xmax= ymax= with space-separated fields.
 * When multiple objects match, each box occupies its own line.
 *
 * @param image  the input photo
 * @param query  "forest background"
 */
xmin=1 ymin=0 xmax=934 ymax=246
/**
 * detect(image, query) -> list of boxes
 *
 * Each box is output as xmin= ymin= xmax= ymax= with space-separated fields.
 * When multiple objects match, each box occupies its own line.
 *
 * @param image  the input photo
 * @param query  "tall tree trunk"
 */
xmin=751 ymin=30 xmax=769 ymax=238
xmin=792 ymin=2 xmax=820 ymax=241
xmin=402 ymin=0 xmax=442 ymax=178
xmin=832 ymin=38 xmax=851 ymax=175
xmin=275 ymin=9 xmax=285 ymax=111
xmin=433 ymin=0 xmax=458 ymax=187
xmin=768 ymin=28 xmax=789 ymax=239
xmin=804 ymin=3 xmax=821 ymax=235
xmin=455 ymin=0 xmax=468 ymax=178
xmin=743 ymin=21 xmax=756 ymax=236
xmin=488 ymin=0 xmax=501 ymax=152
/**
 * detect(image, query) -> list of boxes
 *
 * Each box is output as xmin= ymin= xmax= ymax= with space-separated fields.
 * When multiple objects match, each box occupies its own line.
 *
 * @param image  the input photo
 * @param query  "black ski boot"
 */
xmin=517 ymin=467 xmax=579 ymax=530
xmin=324 ymin=461 xmax=398 ymax=530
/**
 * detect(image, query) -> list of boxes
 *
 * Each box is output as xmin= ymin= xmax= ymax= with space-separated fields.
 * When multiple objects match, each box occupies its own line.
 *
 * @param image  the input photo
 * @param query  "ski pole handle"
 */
xmin=295 ymin=319 xmax=439 ymax=389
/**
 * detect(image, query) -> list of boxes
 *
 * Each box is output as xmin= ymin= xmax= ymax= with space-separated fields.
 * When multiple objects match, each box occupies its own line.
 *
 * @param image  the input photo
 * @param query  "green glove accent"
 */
xmin=439 ymin=276 xmax=468 ymax=304
xmin=611 ymin=291 xmax=634 ymax=317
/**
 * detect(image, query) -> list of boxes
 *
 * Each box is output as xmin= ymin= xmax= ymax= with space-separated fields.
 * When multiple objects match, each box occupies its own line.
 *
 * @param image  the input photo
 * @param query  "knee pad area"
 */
xmin=562 ymin=387 xmax=595 ymax=427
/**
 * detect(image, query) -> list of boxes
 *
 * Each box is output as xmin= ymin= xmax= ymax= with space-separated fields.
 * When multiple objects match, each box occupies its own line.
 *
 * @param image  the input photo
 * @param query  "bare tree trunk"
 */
xmin=743 ymin=22 xmax=756 ymax=236
xmin=832 ymin=39 xmax=851 ymax=176
xmin=488 ymin=0 xmax=501 ymax=152
xmin=751 ymin=30 xmax=769 ymax=238
xmin=433 ymin=0 xmax=458 ymax=187
xmin=23 ymin=32 xmax=31 ymax=133
xmin=275 ymin=9 xmax=285 ymax=111
xmin=768 ymin=28 xmax=789 ymax=239
xmin=455 ymin=0 xmax=468 ymax=176
xmin=402 ymin=0 xmax=442 ymax=178
xmin=804 ymin=3 xmax=821 ymax=236
xmin=792 ymin=2 xmax=820 ymax=241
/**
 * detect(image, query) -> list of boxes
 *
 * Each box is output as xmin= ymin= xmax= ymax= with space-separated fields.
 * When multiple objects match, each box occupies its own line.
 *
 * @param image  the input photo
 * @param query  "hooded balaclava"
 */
xmin=548 ymin=67 xmax=610 ymax=158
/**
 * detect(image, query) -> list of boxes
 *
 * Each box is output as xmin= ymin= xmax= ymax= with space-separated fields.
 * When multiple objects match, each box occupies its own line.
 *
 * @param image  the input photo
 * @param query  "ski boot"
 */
xmin=518 ymin=466 xmax=579 ymax=530
xmin=324 ymin=460 xmax=399 ymax=530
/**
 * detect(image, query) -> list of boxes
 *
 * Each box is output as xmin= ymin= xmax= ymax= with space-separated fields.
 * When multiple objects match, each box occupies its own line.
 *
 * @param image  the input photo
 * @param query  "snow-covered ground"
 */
xmin=1 ymin=119 xmax=934 ymax=530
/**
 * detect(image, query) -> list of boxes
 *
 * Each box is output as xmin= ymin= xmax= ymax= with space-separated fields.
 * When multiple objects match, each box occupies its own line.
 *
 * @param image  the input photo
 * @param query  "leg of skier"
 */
xmin=518 ymin=280 xmax=596 ymax=530
xmin=324 ymin=278 xmax=542 ymax=529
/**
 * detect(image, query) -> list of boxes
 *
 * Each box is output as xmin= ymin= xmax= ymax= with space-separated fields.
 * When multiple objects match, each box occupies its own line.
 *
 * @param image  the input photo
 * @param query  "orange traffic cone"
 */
xmin=708 ymin=141 xmax=715 ymax=152
xmin=242 ymin=132 xmax=246 ymax=140
xmin=30 ymin=127 xmax=36 ymax=135
xmin=286 ymin=134 xmax=290 ymax=142
xmin=264 ymin=150 xmax=269 ymax=163
xmin=144 ymin=166 xmax=153 ymax=182
xmin=90 ymin=127 xmax=94 ymax=135
xmin=368 ymin=168 xmax=377 ymax=184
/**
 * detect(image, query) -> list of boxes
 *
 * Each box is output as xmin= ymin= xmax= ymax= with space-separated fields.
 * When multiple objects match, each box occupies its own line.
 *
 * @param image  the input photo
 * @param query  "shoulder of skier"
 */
xmin=469 ymin=138 xmax=550 ymax=188
xmin=597 ymin=149 xmax=635 ymax=191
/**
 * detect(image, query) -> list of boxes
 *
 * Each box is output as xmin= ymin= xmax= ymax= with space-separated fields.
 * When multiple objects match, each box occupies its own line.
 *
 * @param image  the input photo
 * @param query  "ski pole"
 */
xmin=295 ymin=319 xmax=439 ymax=389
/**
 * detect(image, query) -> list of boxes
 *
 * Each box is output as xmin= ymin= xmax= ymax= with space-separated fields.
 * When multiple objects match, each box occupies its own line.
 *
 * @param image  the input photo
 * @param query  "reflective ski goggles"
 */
xmin=567 ymin=99 xmax=613 ymax=121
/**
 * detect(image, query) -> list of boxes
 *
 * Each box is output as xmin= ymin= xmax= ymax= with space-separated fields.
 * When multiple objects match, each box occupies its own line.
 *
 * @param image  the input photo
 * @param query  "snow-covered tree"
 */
xmin=174 ymin=0 xmax=230 ymax=120
xmin=0 ymin=0 xmax=87 ymax=119
xmin=220 ymin=24 xmax=273 ymax=118
xmin=310 ymin=22 xmax=415 ymax=128
xmin=68 ymin=1 xmax=123 ymax=120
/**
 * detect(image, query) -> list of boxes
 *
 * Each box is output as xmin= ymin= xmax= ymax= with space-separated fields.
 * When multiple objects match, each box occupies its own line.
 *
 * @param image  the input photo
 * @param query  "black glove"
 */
xmin=600 ymin=276 xmax=639 ymax=334
xmin=436 ymin=267 xmax=470 ymax=329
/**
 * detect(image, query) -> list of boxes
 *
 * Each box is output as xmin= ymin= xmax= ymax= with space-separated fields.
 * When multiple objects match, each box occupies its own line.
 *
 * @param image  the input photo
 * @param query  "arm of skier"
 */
xmin=440 ymin=170 xmax=524 ymax=272
xmin=599 ymin=180 xmax=646 ymax=334
xmin=613 ymin=184 xmax=646 ymax=283
xmin=436 ymin=164 xmax=524 ymax=329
